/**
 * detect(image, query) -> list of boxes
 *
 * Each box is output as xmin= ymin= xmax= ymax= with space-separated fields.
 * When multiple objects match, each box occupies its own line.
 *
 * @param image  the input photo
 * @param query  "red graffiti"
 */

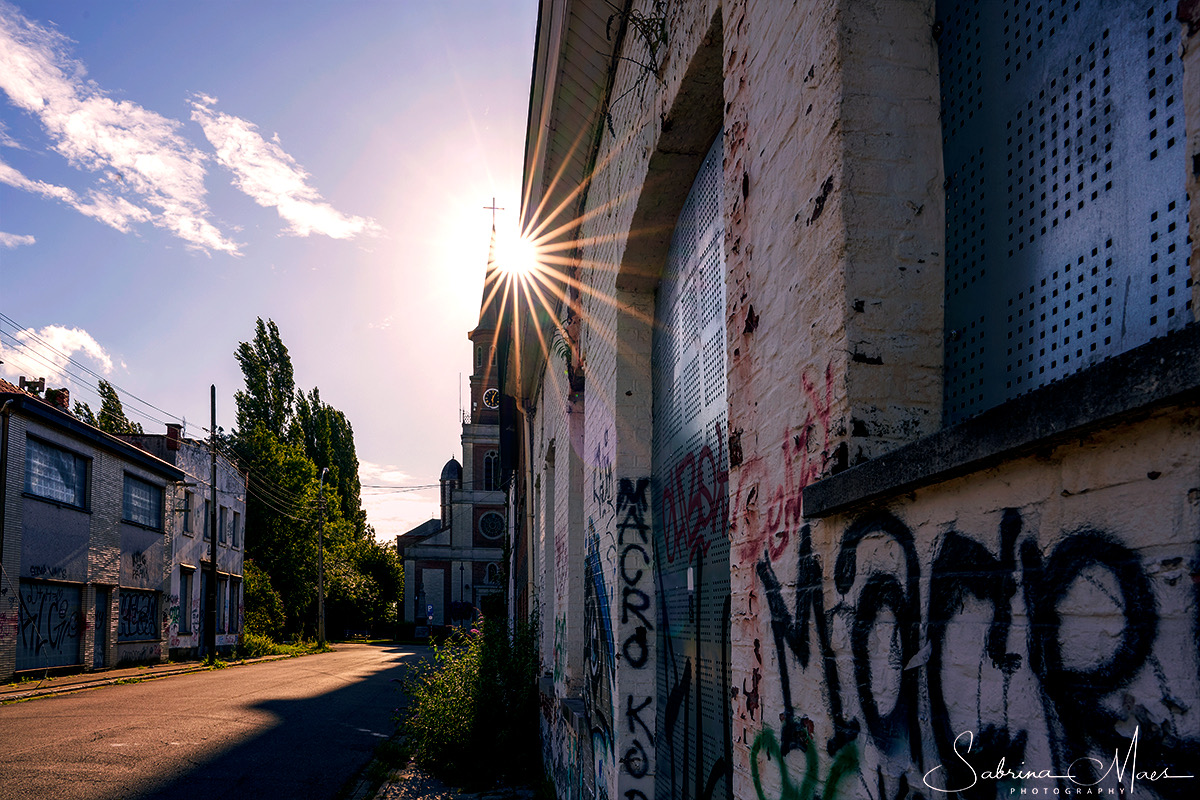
xmin=734 ymin=362 xmax=837 ymax=562
xmin=661 ymin=422 xmax=729 ymax=564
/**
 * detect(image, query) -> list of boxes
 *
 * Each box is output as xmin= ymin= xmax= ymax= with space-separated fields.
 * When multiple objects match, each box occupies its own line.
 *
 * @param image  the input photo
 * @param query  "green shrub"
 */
xmin=398 ymin=614 xmax=540 ymax=787
xmin=238 ymin=633 xmax=329 ymax=659
xmin=243 ymin=560 xmax=285 ymax=639
xmin=239 ymin=632 xmax=282 ymax=659
xmin=400 ymin=628 xmax=482 ymax=776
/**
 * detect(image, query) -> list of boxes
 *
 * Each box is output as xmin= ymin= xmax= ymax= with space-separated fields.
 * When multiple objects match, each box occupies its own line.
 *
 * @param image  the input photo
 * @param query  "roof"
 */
xmin=397 ymin=518 xmax=444 ymax=546
xmin=512 ymin=0 xmax=624 ymax=400
xmin=440 ymin=457 xmax=463 ymax=481
xmin=0 ymin=379 xmax=185 ymax=480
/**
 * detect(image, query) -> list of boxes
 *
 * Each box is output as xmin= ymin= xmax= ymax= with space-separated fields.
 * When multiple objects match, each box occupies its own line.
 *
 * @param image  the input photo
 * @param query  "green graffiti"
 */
xmin=751 ymin=727 xmax=859 ymax=800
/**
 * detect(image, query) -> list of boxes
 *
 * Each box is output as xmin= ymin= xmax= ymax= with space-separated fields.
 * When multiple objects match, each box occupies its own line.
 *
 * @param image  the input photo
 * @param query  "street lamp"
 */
xmin=318 ymin=466 xmax=328 ymax=647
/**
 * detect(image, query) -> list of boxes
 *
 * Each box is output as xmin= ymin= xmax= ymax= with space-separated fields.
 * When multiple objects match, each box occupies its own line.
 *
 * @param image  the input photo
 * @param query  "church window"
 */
xmin=482 ymin=450 xmax=500 ymax=491
xmin=479 ymin=511 xmax=505 ymax=541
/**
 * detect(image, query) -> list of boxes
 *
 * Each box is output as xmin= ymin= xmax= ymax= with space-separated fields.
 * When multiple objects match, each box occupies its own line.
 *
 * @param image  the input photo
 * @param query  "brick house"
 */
xmin=0 ymin=379 xmax=186 ymax=679
xmin=120 ymin=427 xmax=245 ymax=660
xmin=504 ymin=2 xmax=1200 ymax=799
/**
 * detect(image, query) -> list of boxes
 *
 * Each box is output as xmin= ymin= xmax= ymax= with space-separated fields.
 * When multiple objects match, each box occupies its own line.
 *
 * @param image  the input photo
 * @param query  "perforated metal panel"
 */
xmin=940 ymin=0 xmax=1193 ymax=423
xmin=652 ymin=134 xmax=731 ymax=800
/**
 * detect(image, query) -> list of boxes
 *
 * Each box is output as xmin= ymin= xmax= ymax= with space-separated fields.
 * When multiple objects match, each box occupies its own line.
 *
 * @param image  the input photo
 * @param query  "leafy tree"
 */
xmin=243 ymin=559 xmax=285 ymax=639
xmin=74 ymin=380 xmax=144 ymax=434
xmin=235 ymin=318 xmax=295 ymax=440
xmin=73 ymin=401 xmax=97 ymax=426
xmin=235 ymin=424 xmax=320 ymax=635
xmin=231 ymin=317 xmax=394 ymax=639
xmin=293 ymin=387 xmax=366 ymax=536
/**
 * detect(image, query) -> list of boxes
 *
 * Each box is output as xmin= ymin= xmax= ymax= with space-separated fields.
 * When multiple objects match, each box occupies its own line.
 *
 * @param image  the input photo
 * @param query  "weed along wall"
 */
xmin=516 ymin=2 xmax=1200 ymax=799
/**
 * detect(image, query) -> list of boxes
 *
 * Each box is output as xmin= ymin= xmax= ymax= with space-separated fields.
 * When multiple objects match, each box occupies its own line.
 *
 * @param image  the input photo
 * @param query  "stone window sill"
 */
xmin=803 ymin=322 xmax=1200 ymax=518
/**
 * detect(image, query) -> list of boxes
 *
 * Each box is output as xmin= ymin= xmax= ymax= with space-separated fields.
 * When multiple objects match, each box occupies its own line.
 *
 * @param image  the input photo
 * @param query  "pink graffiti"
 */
xmin=734 ymin=361 xmax=836 ymax=563
xmin=661 ymin=422 xmax=729 ymax=564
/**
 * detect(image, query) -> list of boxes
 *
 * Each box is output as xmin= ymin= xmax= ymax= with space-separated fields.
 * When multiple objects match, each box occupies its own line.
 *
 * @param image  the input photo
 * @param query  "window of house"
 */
xmin=117 ymin=589 xmax=159 ymax=641
xmin=204 ymin=499 xmax=211 ymax=540
xmin=182 ymin=491 xmax=194 ymax=534
xmin=217 ymin=577 xmax=228 ymax=633
xmin=25 ymin=437 xmax=88 ymax=508
xmin=228 ymin=578 xmax=240 ymax=634
xmin=179 ymin=568 xmax=193 ymax=634
xmin=482 ymin=450 xmax=500 ymax=491
xmin=232 ymin=511 xmax=241 ymax=548
xmin=485 ymin=563 xmax=500 ymax=585
xmin=219 ymin=505 xmax=227 ymax=544
xmin=123 ymin=474 xmax=163 ymax=530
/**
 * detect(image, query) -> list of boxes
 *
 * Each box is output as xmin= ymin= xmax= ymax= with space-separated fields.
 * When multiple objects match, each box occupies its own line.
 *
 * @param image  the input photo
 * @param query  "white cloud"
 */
xmin=0 ymin=323 xmax=114 ymax=385
xmin=367 ymin=315 xmax=394 ymax=331
xmin=0 ymin=156 xmax=152 ymax=232
xmin=0 ymin=4 xmax=239 ymax=253
xmin=358 ymin=460 xmax=439 ymax=541
xmin=0 ymin=119 xmax=24 ymax=148
xmin=190 ymin=95 xmax=381 ymax=240
xmin=0 ymin=230 xmax=34 ymax=247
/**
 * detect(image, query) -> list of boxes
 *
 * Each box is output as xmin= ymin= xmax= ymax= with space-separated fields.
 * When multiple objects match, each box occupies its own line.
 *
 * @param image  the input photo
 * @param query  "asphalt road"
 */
xmin=0 ymin=643 xmax=429 ymax=800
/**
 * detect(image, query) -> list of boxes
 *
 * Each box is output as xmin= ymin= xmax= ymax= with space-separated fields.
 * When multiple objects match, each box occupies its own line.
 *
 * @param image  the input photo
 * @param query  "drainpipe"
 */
xmin=0 ymin=399 xmax=13 ymax=565
xmin=520 ymin=398 xmax=536 ymax=626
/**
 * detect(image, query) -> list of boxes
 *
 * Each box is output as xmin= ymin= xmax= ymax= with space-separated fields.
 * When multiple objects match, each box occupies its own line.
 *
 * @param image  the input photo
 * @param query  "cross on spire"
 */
xmin=483 ymin=197 xmax=504 ymax=228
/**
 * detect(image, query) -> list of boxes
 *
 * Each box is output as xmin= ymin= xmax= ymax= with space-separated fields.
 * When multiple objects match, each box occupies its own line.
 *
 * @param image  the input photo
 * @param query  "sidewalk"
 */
xmin=366 ymin=761 xmax=536 ymax=800
xmin=0 ymin=653 xmax=292 ymax=703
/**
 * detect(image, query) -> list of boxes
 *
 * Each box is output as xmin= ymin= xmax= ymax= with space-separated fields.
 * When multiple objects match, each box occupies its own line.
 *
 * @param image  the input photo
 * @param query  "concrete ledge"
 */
xmin=803 ymin=323 xmax=1200 ymax=518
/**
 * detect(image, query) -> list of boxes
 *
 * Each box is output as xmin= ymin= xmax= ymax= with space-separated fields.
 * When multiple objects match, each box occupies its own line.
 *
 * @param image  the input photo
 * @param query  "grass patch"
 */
xmin=238 ymin=633 xmax=330 ymax=659
xmin=333 ymin=736 xmax=412 ymax=800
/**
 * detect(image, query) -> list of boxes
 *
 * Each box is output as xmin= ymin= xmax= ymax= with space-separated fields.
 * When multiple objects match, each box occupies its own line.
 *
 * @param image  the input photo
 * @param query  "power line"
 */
xmin=0 ymin=313 xmax=183 ymax=428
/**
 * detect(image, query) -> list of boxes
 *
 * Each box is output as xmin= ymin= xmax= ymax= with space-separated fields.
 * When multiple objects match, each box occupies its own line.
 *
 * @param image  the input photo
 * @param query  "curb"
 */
xmin=0 ymin=653 xmax=304 ymax=703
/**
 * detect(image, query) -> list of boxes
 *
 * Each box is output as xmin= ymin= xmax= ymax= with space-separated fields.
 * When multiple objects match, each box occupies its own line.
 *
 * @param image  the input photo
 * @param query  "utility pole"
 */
xmin=206 ymin=385 xmax=218 ymax=661
xmin=318 ymin=467 xmax=328 ymax=647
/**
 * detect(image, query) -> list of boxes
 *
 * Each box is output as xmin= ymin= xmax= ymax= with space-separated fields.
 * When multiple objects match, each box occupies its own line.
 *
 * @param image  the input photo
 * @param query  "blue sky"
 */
xmin=0 ymin=1 xmax=538 ymax=539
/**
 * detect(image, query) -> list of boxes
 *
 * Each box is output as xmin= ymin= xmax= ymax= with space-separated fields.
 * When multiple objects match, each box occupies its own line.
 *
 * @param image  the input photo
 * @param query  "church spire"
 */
xmin=479 ymin=198 xmax=504 ymax=327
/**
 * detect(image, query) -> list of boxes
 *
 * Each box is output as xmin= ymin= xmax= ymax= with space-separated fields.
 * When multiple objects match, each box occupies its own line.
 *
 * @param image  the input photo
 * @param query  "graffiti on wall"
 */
xmin=655 ymin=428 xmax=733 ymax=800
xmin=734 ymin=362 xmax=836 ymax=564
xmin=661 ymin=430 xmax=728 ymax=565
xmin=131 ymin=550 xmax=150 ymax=583
xmin=117 ymin=590 xmax=159 ymax=641
xmin=753 ymin=508 xmax=1200 ymax=799
xmin=585 ymin=518 xmax=617 ymax=750
xmin=616 ymin=478 xmax=655 ymax=800
xmin=17 ymin=582 xmax=81 ymax=667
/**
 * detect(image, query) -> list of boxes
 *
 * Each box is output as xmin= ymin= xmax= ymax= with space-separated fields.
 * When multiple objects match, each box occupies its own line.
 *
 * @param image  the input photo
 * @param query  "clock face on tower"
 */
xmin=483 ymin=388 xmax=500 ymax=409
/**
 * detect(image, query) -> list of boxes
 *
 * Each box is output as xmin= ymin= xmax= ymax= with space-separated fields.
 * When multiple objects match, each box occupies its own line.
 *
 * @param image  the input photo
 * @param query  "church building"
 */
xmin=397 ymin=228 xmax=508 ymax=632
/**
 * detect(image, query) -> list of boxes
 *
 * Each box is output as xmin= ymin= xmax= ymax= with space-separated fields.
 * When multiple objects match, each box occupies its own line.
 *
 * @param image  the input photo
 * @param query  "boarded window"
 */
xmin=939 ymin=0 xmax=1193 ymax=423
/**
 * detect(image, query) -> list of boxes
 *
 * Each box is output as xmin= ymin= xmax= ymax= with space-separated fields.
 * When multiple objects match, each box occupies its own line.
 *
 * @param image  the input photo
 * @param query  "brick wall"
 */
xmin=524 ymin=1 xmax=1200 ymax=799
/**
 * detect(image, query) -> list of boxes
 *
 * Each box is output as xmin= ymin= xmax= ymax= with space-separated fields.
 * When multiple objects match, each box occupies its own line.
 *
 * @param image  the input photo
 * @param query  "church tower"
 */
xmin=468 ymin=224 xmax=502 ymax=428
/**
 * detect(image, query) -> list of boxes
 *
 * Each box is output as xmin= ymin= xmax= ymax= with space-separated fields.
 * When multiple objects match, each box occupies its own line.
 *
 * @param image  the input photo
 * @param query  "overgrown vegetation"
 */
xmin=398 ymin=605 xmax=541 ymax=789
xmin=60 ymin=317 xmax=403 ymax=642
xmin=230 ymin=318 xmax=403 ymax=639
xmin=238 ymin=633 xmax=329 ymax=659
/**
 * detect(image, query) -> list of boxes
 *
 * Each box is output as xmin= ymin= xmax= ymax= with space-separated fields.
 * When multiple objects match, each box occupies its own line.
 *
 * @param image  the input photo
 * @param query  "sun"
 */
xmin=495 ymin=228 xmax=540 ymax=278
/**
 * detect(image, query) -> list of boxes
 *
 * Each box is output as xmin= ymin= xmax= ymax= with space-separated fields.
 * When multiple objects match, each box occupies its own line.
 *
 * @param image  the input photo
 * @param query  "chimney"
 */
xmin=44 ymin=387 xmax=70 ymax=412
xmin=166 ymin=423 xmax=182 ymax=451
xmin=18 ymin=376 xmax=45 ymax=396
